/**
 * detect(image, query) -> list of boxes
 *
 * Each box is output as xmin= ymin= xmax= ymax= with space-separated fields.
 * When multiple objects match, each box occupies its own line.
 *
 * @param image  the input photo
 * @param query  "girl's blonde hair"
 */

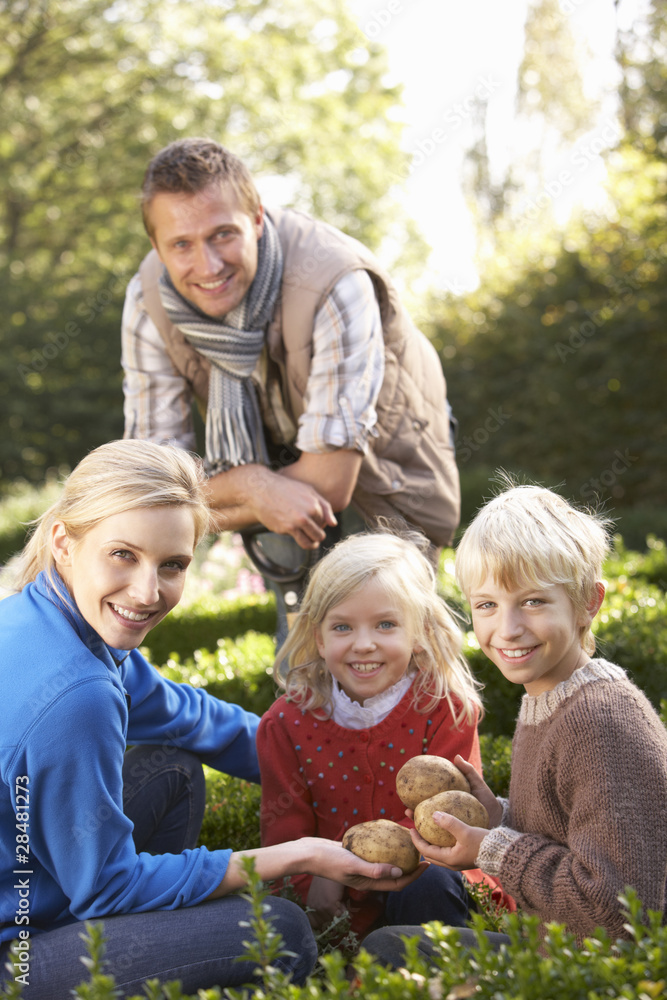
xmin=455 ymin=483 xmax=612 ymax=655
xmin=12 ymin=439 xmax=211 ymax=590
xmin=275 ymin=531 xmax=483 ymax=726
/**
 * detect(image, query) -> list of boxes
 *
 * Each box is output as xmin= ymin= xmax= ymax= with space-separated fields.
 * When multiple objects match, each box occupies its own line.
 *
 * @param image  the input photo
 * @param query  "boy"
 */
xmin=364 ymin=484 xmax=667 ymax=964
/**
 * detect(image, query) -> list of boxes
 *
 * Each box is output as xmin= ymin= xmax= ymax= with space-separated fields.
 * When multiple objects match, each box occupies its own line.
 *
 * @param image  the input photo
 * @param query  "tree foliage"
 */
xmin=0 ymin=0 xmax=407 ymax=485
xmin=432 ymin=0 xmax=666 ymax=528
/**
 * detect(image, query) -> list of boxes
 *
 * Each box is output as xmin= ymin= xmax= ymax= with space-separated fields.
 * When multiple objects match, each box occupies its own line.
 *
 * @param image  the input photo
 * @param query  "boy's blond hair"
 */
xmin=455 ymin=484 xmax=612 ymax=655
xmin=275 ymin=530 xmax=483 ymax=726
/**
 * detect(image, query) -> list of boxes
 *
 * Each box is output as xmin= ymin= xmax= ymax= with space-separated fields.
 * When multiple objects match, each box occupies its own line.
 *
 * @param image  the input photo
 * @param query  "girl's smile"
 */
xmin=315 ymin=577 xmax=420 ymax=704
xmin=51 ymin=506 xmax=195 ymax=649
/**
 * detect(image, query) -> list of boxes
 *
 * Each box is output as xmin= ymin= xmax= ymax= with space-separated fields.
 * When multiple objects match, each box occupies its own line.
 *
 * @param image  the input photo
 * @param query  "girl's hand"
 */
xmin=452 ymin=755 xmax=504 ymax=828
xmin=306 ymin=875 xmax=347 ymax=929
xmin=409 ymin=813 xmax=488 ymax=871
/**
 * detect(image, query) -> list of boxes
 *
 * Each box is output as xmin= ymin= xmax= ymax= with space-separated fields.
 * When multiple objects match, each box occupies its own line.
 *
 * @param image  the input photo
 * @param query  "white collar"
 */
xmin=329 ymin=672 xmax=415 ymax=729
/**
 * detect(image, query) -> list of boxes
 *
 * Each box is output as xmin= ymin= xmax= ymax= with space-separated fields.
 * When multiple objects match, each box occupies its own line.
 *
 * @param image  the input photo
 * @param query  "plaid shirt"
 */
xmin=121 ymin=269 xmax=384 ymax=456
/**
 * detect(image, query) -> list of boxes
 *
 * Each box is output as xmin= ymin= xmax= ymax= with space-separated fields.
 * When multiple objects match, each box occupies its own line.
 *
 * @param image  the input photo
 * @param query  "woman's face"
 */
xmin=51 ymin=506 xmax=195 ymax=649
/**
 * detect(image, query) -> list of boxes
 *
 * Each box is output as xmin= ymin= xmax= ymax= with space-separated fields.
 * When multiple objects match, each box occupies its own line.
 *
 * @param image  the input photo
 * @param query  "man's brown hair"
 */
xmin=141 ymin=138 xmax=261 ymax=237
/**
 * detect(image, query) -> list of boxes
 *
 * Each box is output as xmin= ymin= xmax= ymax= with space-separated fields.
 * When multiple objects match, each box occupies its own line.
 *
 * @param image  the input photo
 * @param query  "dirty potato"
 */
xmin=396 ymin=755 xmax=470 ymax=810
xmin=342 ymin=819 xmax=420 ymax=873
xmin=413 ymin=790 xmax=489 ymax=848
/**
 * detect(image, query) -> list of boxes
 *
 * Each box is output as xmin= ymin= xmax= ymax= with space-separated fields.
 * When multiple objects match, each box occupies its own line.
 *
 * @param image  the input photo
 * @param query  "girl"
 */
xmin=0 ymin=441 xmax=420 ymax=999
xmin=258 ymin=530 xmax=487 ymax=940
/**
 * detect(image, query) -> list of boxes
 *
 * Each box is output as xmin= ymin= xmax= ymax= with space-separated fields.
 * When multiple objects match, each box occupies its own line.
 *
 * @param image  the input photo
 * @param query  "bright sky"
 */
xmin=346 ymin=0 xmax=650 ymax=291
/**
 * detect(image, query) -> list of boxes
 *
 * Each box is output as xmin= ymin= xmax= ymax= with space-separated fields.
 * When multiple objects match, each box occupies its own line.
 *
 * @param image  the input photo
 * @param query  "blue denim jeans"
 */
xmin=362 ymin=923 xmax=511 ymax=967
xmin=1 ymin=748 xmax=317 ymax=998
xmin=381 ymin=864 xmax=471 ymax=928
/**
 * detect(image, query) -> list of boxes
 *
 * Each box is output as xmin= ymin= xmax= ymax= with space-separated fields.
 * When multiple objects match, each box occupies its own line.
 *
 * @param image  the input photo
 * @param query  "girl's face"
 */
xmin=315 ymin=577 xmax=420 ymax=704
xmin=51 ymin=506 xmax=195 ymax=649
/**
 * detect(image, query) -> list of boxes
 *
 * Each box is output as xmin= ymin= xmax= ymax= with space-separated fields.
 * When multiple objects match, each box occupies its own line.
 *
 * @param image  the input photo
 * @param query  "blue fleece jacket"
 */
xmin=0 ymin=572 xmax=260 ymax=946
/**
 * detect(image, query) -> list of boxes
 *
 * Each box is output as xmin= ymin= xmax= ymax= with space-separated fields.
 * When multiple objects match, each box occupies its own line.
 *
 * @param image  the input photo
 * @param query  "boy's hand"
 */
xmin=409 ymin=813 xmax=488 ymax=871
xmin=452 ymin=755 xmax=504 ymax=828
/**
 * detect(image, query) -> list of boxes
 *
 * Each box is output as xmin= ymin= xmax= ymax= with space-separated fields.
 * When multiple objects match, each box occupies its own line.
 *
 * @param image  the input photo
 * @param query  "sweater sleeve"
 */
xmin=122 ymin=649 xmax=260 ymax=783
xmin=15 ymin=677 xmax=230 ymax=923
xmin=257 ymin=703 xmax=318 ymax=904
xmin=480 ymin=684 xmax=667 ymax=941
xmin=257 ymin=704 xmax=317 ymax=846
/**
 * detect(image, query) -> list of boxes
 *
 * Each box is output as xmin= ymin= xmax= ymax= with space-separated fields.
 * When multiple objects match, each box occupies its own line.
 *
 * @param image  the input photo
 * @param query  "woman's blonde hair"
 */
xmin=12 ymin=439 xmax=211 ymax=590
xmin=455 ymin=483 xmax=612 ymax=655
xmin=275 ymin=530 xmax=483 ymax=726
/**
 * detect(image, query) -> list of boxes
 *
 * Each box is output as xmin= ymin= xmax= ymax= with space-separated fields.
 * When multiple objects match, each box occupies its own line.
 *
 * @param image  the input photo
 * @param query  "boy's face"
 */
xmin=468 ymin=578 xmax=600 ymax=696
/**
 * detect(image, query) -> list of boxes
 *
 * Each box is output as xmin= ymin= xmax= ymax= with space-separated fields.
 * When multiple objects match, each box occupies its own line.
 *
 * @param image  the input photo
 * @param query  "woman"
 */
xmin=0 ymin=440 xmax=420 ymax=999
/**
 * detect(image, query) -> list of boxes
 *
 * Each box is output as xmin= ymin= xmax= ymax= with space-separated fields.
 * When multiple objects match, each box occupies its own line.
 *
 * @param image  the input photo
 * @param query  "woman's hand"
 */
xmin=307 ymin=837 xmax=428 ymax=892
xmin=306 ymin=875 xmax=347 ymax=929
xmin=208 ymin=837 xmax=427 ymax=899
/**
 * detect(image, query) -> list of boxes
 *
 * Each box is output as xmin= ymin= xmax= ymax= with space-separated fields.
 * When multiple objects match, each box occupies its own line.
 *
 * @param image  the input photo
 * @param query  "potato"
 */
xmin=396 ymin=755 xmax=470 ymax=810
xmin=342 ymin=819 xmax=420 ymax=873
xmin=413 ymin=790 xmax=489 ymax=848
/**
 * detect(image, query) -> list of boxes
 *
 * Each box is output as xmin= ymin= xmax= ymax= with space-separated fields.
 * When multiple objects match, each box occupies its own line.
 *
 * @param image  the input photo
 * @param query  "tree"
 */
xmin=0 ymin=0 xmax=408 ymax=485
xmin=427 ymin=0 xmax=666 ymax=533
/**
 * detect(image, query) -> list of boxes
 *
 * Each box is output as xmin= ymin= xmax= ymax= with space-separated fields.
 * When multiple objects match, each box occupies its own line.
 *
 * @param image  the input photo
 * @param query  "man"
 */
xmin=121 ymin=138 xmax=460 ymax=616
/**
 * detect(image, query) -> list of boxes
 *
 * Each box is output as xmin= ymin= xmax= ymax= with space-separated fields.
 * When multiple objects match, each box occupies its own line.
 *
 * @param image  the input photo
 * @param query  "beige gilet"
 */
xmin=139 ymin=206 xmax=460 ymax=546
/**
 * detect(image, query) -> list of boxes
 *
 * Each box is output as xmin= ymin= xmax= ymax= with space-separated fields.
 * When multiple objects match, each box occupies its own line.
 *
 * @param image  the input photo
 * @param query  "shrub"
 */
xmin=197 ymin=768 xmax=262 ymax=852
xmin=142 ymin=593 xmax=277 ymax=664
xmin=158 ymin=632 xmax=278 ymax=718
xmin=0 ymin=477 xmax=63 ymax=565
xmin=6 ymin=883 xmax=665 ymax=1000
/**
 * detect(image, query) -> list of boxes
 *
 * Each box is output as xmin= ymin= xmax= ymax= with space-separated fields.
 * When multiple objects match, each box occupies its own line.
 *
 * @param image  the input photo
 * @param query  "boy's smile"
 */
xmin=469 ymin=578 xmax=599 ymax=696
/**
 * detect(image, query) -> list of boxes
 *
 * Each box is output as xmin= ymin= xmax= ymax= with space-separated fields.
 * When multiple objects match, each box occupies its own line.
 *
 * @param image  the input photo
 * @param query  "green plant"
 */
xmin=223 ymin=857 xmax=299 ymax=1000
xmin=142 ymin=596 xmax=277 ymax=665
xmin=479 ymin=733 xmax=512 ymax=797
xmin=197 ymin=768 xmax=262 ymax=852
xmin=158 ymin=632 xmax=277 ymax=717
xmin=0 ymin=477 xmax=63 ymax=565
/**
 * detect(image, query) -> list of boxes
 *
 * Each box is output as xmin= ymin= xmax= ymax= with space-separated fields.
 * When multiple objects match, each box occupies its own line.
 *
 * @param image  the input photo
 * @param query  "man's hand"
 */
xmin=253 ymin=474 xmax=337 ymax=549
xmin=310 ymin=839 xmax=428 ymax=893
xmin=204 ymin=464 xmax=336 ymax=548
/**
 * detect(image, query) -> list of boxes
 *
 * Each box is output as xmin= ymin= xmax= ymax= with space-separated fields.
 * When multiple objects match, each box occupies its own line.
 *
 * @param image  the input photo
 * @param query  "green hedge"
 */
xmin=5 ymin=881 xmax=666 ymax=1000
xmin=142 ymin=593 xmax=277 ymax=665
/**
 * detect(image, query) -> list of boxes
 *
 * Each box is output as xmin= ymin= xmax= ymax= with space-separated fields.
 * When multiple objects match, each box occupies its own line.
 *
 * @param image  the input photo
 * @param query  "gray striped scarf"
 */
xmin=158 ymin=215 xmax=283 ymax=475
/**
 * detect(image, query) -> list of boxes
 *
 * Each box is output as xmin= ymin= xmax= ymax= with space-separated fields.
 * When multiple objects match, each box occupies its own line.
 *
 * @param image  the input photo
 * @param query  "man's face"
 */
xmin=148 ymin=182 xmax=264 ymax=318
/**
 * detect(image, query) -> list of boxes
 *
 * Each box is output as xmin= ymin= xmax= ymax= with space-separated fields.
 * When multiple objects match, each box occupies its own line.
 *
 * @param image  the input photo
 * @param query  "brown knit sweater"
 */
xmin=476 ymin=659 xmax=667 ymax=943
